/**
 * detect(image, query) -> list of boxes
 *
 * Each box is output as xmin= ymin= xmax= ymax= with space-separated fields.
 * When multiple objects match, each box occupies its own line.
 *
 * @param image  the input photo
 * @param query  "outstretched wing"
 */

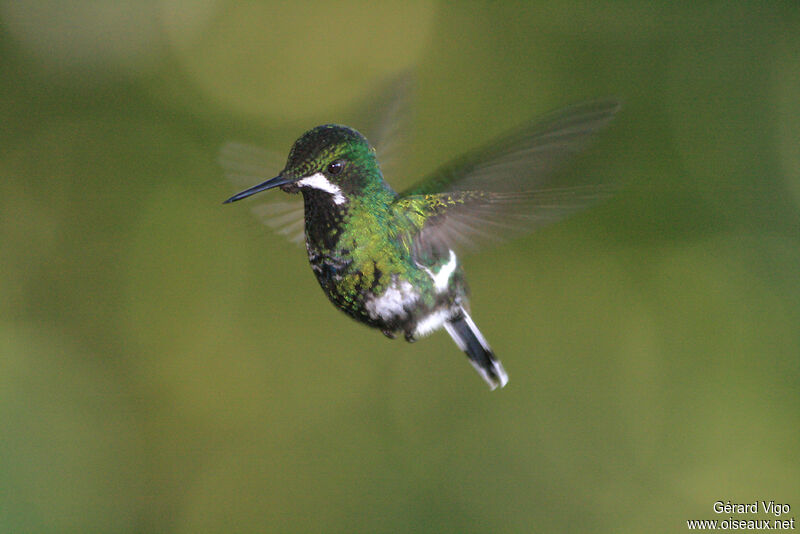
xmin=400 ymin=100 xmax=620 ymax=196
xmin=394 ymin=186 xmax=615 ymax=258
xmin=394 ymin=100 xmax=620 ymax=255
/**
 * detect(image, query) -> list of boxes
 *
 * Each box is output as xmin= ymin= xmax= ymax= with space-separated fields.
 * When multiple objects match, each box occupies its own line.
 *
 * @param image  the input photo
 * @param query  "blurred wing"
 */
xmin=394 ymin=186 xmax=615 ymax=257
xmin=394 ymin=100 xmax=620 ymax=255
xmin=218 ymin=141 xmax=305 ymax=245
xmin=356 ymin=71 xmax=414 ymax=180
xmin=399 ymin=100 xmax=620 ymax=196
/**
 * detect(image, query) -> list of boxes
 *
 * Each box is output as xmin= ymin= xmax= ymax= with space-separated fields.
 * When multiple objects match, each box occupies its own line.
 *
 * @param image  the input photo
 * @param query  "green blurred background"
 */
xmin=2 ymin=2 xmax=799 ymax=532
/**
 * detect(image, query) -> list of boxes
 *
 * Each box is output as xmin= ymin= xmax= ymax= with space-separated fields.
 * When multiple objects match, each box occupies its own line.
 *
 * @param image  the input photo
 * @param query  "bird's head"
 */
xmin=224 ymin=125 xmax=382 ymax=206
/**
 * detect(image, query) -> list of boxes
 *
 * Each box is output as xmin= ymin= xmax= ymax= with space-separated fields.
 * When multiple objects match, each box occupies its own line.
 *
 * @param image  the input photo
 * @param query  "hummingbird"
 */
xmin=222 ymin=98 xmax=619 ymax=390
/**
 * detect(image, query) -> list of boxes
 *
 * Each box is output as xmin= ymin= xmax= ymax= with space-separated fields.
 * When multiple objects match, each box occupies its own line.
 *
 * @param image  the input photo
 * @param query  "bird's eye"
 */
xmin=327 ymin=160 xmax=344 ymax=176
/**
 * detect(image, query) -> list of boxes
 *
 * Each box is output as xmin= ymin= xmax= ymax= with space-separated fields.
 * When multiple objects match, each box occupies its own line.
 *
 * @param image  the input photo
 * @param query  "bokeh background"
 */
xmin=2 ymin=2 xmax=799 ymax=532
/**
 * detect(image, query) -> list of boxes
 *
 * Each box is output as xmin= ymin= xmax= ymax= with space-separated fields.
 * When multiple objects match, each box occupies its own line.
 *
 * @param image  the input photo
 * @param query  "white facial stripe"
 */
xmin=296 ymin=172 xmax=346 ymax=205
xmin=419 ymin=249 xmax=458 ymax=293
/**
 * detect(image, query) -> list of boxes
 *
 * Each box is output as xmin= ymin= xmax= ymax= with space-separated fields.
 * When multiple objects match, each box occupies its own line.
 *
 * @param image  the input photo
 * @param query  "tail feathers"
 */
xmin=444 ymin=309 xmax=508 ymax=390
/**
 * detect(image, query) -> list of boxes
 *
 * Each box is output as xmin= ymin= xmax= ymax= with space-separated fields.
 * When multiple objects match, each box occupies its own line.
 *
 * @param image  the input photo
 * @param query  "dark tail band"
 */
xmin=444 ymin=309 xmax=508 ymax=390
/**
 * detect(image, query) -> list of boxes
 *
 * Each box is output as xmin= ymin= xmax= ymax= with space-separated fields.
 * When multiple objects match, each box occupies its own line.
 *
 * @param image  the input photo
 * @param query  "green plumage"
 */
xmin=223 ymin=100 xmax=619 ymax=389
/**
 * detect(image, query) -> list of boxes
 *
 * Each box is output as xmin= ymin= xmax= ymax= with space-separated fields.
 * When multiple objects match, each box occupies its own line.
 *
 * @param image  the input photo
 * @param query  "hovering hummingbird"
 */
xmin=222 ymin=96 xmax=618 ymax=390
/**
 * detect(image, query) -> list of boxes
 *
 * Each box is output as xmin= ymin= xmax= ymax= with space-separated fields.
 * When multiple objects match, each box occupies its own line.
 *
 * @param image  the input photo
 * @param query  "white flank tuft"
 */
xmin=414 ymin=308 xmax=451 ymax=338
xmin=296 ymin=172 xmax=346 ymax=205
xmin=418 ymin=249 xmax=458 ymax=293
xmin=365 ymin=280 xmax=418 ymax=321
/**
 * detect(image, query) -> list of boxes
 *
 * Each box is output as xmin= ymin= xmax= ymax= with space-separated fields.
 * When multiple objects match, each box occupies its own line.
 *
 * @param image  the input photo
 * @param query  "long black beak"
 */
xmin=223 ymin=175 xmax=293 ymax=204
